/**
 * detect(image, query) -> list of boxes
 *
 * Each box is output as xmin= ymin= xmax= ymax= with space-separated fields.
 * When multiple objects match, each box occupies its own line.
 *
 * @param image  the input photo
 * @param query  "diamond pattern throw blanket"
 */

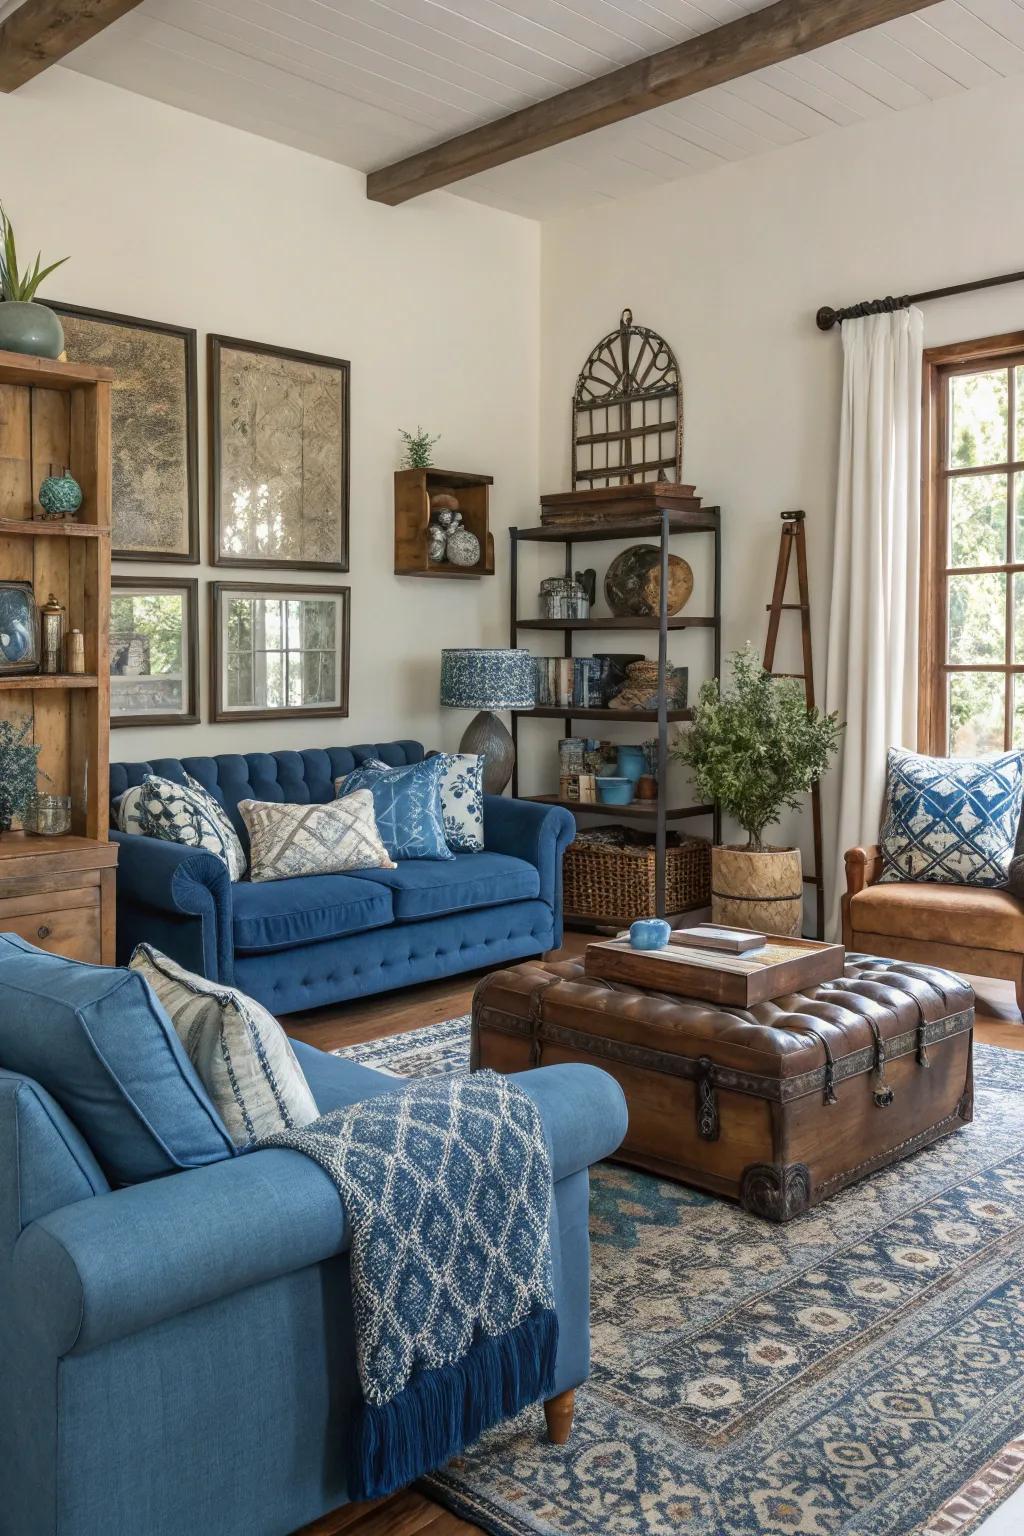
xmin=258 ymin=1071 xmax=558 ymax=1500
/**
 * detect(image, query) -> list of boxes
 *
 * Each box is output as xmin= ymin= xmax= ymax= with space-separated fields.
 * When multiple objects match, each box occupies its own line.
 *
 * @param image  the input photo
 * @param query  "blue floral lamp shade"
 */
xmin=440 ymin=648 xmax=535 ymax=794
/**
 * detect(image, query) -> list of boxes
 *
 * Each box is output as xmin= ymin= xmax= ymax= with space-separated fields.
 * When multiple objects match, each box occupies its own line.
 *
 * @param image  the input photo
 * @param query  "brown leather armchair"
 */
xmin=842 ymin=845 xmax=1024 ymax=1012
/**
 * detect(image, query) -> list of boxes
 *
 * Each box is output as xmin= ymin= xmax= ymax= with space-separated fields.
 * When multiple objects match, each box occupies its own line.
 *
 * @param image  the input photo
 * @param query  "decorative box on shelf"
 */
xmin=394 ymin=467 xmax=495 ymax=578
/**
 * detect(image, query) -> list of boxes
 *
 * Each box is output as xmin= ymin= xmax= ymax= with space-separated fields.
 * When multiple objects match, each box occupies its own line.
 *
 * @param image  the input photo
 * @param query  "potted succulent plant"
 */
xmin=673 ymin=645 xmax=842 ymax=937
xmin=0 ymin=204 xmax=68 ymax=359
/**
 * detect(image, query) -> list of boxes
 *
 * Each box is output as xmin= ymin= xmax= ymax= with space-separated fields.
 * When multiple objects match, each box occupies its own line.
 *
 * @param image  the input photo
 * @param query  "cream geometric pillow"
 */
xmin=130 ymin=944 xmax=319 ymax=1146
xmin=238 ymin=790 xmax=396 ymax=884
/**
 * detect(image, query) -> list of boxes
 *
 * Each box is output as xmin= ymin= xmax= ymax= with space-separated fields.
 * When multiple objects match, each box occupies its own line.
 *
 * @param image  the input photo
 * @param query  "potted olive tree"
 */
xmin=0 ymin=204 xmax=68 ymax=359
xmin=673 ymin=645 xmax=842 ymax=937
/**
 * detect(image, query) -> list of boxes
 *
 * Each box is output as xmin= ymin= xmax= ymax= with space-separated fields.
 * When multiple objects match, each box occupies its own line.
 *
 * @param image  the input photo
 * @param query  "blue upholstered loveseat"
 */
xmin=0 ymin=938 xmax=629 ymax=1536
xmin=109 ymin=741 xmax=575 ymax=1015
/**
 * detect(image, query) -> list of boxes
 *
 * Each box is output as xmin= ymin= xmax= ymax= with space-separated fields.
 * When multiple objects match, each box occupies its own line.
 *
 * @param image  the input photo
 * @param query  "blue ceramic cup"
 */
xmin=629 ymin=918 xmax=671 ymax=950
xmin=617 ymin=745 xmax=646 ymax=783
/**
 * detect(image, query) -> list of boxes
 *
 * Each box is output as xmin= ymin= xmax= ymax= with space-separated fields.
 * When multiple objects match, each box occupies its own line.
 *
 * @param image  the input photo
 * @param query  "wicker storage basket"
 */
xmin=562 ymin=827 xmax=711 ymax=922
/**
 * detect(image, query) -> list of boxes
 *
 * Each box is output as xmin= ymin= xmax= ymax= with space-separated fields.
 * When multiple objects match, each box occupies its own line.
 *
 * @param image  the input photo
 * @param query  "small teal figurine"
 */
xmin=629 ymin=917 xmax=671 ymax=950
xmin=38 ymin=466 xmax=83 ymax=520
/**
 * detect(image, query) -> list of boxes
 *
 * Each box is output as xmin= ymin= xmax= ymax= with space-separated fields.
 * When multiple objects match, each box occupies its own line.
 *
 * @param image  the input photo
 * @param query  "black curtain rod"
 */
xmin=816 ymin=267 xmax=1024 ymax=331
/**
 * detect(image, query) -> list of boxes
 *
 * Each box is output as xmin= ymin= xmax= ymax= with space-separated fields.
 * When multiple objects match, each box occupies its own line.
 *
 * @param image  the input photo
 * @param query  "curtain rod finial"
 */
xmin=816 ymin=306 xmax=838 ymax=332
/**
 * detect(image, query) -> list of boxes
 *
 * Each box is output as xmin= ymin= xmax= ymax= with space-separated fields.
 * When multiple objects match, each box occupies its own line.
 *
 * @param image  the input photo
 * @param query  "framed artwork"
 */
xmin=209 ymin=335 xmax=350 ymax=571
xmin=210 ymin=582 xmax=349 ymax=723
xmin=110 ymin=578 xmax=199 ymax=727
xmin=0 ymin=581 xmax=39 ymax=674
xmin=51 ymin=302 xmax=199 ymax=562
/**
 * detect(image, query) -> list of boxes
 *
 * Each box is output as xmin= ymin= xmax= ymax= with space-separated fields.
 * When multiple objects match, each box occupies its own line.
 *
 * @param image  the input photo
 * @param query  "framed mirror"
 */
xmin=110 ymin=577 xmax=199 ymax=726
xmin=210 ymin=583 xmax=350 ymax=722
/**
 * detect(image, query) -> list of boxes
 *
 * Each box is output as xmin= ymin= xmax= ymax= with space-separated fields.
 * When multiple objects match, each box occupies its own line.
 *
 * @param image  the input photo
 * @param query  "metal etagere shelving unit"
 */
xmin=510 ymin=501 xmax=722 ymax=923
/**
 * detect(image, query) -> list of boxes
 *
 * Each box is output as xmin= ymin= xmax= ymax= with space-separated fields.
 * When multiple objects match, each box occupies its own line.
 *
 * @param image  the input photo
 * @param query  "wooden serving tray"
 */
xmin=584 ymin=934 xmax=845 ymax=1007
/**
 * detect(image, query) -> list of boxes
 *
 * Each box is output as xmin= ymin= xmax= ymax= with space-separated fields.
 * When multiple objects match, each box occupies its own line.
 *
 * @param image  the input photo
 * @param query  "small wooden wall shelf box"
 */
xmin=584 ymin=934 xmax=844 ymax=1007
xmin=394 ymin=467 xmax=494 ymax=578
xmin=0 ymin=348 xmax=116 ymax=964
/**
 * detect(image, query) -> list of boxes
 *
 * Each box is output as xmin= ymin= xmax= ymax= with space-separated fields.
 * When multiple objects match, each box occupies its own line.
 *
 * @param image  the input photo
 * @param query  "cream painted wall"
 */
xmin=538 ymin=72 xmax=1024 ymax=909
xmin=0 ymin=69 xmax=540 ymax=766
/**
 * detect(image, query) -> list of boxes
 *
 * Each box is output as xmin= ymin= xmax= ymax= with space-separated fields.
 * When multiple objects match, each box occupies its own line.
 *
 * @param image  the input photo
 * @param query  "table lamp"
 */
xmin=440 ymin=647 xmax=535 ymax=795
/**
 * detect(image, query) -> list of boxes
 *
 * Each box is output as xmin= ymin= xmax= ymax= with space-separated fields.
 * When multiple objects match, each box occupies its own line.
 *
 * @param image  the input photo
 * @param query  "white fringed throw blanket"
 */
xmin=259 ymin=1070 xmax=558 ymax=1500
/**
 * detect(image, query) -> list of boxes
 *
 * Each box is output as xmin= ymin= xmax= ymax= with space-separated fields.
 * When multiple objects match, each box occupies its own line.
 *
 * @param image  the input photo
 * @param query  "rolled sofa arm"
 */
xmin=845 ymin=844 xmax=884 ymax=897
xmin=484 ymin=796 xmax=575 ymax=935
xmin=12 ymin=1148 xmax=348 ymax=1358
xmin=111 ymin=831 xmax=233 ymax=981
xmin=11 ymin=1061 xmax=626 ymax=1360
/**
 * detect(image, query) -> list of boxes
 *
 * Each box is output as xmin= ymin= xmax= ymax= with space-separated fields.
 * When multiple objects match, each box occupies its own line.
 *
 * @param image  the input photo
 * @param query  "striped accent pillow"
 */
xmin=130 ymin=944 xmax=319 ymax=1146
xmin=238 ymin=790 xmax=396 ymax=883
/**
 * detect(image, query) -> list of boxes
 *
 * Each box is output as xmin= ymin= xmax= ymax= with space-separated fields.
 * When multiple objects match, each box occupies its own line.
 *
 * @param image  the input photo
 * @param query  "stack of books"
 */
xmin=539 ymin=482 xmax=703 ymax=529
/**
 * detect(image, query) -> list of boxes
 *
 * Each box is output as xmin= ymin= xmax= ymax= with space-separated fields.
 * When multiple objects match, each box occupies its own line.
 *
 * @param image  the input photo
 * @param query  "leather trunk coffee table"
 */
xmin=471 ymin=954 xmax=975 ymax=1221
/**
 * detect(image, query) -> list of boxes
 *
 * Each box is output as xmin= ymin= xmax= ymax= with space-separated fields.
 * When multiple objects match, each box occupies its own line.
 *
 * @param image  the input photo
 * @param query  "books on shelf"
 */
xmin=533 ymin=656 xmax=610 ymax=709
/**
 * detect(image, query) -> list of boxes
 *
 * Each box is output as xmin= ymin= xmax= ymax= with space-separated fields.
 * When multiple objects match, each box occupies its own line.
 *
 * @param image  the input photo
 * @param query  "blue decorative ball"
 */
xmin=38 ymin=471 xmax=83 ymax=519
xmin=629 ymin=918 xmax=671 ymax=951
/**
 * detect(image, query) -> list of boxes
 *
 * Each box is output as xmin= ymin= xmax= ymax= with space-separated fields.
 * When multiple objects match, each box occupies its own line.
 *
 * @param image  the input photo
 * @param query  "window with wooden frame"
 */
xmin=921 ymin=333 xmax=1024 ymax=756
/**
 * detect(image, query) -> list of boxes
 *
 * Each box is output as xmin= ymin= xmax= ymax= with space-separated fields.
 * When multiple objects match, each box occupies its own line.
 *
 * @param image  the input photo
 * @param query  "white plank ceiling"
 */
xmin=42 ymin=0 xmax=1024 ymax=218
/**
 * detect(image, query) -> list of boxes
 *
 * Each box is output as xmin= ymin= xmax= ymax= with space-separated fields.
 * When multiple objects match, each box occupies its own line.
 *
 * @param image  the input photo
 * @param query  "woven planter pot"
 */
xmin=711 ymin=844 xmax=803 ymax=938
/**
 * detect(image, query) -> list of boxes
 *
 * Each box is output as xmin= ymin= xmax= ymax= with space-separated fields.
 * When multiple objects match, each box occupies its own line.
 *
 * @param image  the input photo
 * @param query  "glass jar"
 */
xmin=24 ymin=794 xmax=72 ymax=836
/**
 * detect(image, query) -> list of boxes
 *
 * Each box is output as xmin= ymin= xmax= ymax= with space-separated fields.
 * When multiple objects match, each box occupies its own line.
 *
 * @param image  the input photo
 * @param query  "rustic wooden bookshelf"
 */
xmin=510 ymin=492 xmax=722 ymax=921
xmin=0 ymin=349 xmax=117 ymax=963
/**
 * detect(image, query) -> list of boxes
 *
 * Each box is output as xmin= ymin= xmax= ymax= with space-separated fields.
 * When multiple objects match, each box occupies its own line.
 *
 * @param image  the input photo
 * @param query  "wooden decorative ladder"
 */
xmin=763 ymin=510 xmax=825 ymax=940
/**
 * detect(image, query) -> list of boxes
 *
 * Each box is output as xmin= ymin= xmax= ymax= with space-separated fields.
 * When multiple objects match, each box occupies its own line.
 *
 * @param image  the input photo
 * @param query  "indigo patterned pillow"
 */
xmin=337 ymin=756 xmax=453 ymax=861
xmin=238 ymin=792 xmax=395 ymax=882
xmin=878 ymin=747 xmax=1024 ymax=887
xmin=130 ymin=944 xmax=318 ymax=1146
xmin=133 ymin=772 xmax=247 ymax=882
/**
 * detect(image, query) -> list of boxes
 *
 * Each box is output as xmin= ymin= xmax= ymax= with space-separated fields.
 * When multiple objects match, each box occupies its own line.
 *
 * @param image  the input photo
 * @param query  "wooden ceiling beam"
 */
xmin=367 ymin=0 xmax=941 ymax=205
xmin=0 ymin=0 xmax=143 ymax=92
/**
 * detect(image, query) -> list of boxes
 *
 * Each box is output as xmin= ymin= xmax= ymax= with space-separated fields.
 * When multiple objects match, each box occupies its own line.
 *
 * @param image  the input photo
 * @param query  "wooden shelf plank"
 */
xmin=0 ymin=351 xmax=114 ymax=390
xmin=526 ymin=794 xmax=714 ymax=821
xmin=515 ymin=510 xmax=720 ymax=543
xmin=519 ymin=705 xmax=691 ymax=722
xmin=516 ymin=616 xmax=717 ymax=631
xmin=0 ymin=518 xmax=110 ymax=539
xmin=0 ymin=674 xmax=98 ymax=691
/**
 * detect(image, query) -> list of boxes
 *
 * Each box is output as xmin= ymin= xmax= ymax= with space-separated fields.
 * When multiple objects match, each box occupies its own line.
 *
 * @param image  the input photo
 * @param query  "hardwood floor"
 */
xmin=284 ymin=941 xmax=1023 ymax=1536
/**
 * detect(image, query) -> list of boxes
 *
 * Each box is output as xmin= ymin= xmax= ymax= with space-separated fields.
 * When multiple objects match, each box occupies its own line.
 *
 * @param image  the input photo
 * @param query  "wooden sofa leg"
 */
xmin=1015 ymin=969 xmax=1024 ymax=1022
xmin=544 ymin=1389 xmax=575 ymax=1445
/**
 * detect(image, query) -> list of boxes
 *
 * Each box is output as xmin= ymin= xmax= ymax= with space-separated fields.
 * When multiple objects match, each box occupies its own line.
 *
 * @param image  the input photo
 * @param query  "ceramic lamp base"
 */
xmin=460 ymin=709 xmax=515 ymax=795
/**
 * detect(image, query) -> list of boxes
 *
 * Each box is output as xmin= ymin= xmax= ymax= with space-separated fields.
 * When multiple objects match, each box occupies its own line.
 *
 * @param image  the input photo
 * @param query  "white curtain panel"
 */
xmin=824 ymin=306 xmax=924 ymax=938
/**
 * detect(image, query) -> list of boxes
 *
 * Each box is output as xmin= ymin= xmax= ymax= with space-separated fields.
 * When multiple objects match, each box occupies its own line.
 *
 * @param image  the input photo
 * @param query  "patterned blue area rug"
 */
xmin=335 ymin=1025 xmax=1024 ymax=1536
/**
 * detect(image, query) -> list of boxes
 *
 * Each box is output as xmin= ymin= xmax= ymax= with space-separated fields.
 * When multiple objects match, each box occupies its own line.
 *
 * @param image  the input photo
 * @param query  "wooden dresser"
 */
xmin=0 ymin=349 xmax=116 ymax=965
xmin=0 ymin=834 xmax=117 ymax=964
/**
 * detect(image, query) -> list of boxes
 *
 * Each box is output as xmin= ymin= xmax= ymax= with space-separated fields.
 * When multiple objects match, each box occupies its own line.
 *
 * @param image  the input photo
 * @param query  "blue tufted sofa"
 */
xmin=109 ymin=741 xmax=575 ymax=1015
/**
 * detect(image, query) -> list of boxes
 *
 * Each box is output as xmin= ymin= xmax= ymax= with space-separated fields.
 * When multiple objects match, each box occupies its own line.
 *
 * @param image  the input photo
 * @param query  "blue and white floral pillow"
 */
xmin=878 ymin=747 xmax=1024 ymax=887
xmin=433 ymin=752 xmax=485 ymax=852
xmin=120 ymin=772 xmax=247 ymax=882
xmin=337 ymin=756 xmax=453 ymax=861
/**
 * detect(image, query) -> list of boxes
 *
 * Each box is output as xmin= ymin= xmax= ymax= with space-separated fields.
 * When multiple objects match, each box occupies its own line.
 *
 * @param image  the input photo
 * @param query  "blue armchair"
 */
xmin=109 ymin=742 xmax=575 ymax=1014
xmin=0 ymin=968 xmax=628 ymax=1536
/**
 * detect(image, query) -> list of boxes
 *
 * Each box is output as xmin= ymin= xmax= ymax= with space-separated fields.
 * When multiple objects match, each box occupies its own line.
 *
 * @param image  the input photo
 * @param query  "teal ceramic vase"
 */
xmin=0 ymin=301 xmax=64 ymax=359
xmin=38 ymin=469 xmax=83 ymax=519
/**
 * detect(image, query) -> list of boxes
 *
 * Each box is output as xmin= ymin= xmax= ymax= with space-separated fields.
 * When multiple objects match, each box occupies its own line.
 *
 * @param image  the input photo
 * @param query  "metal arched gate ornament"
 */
xmin=571 ymin=308 xmax=682 ymax=489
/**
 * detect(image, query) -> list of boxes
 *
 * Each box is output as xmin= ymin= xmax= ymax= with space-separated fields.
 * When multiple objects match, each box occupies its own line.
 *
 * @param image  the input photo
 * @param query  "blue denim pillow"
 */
xmin=879 ymin=747 xmax=1024 ymax=887
xmin=337 ymin=756 xmax=453 ymax=861
xmin=0 ymin=934 xmax=234 ymax=1184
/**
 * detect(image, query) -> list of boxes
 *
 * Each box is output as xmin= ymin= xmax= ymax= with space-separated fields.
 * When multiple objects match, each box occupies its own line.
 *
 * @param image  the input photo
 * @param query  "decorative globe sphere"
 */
xmin=446 ymin=528 xmax=481 ymax=567
xmin=38 ymin=471 xmax=83 ymax=519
